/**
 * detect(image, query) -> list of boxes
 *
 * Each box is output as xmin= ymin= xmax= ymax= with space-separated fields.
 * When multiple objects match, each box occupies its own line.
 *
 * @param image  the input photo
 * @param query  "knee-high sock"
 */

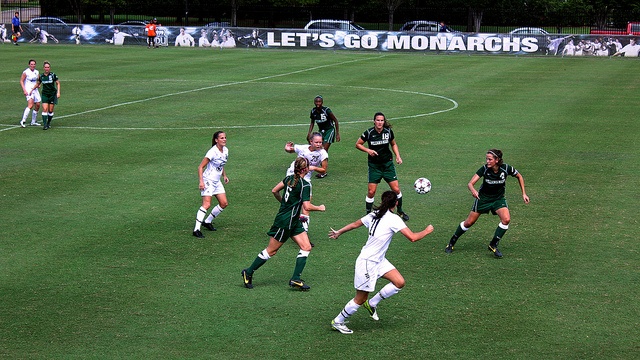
xmin=449 ymin=221 xmax=469 ymax=245
xmin=247 ymin=249 xmax=270 ymax=275
xmin=369 ymin=283 xmax=402 ymax=307
xmin=291 ymin=250 xmax=310 ymax=280
xmin=22 ymin=107 xmax=31 ymax=122
xmin=205 ymin=204 xmax=224 ymax=223
xmin=365 ymin=196 xmax=374 ymax=213
xmin=334 ymin=299 xmax=360 ymax=323
xmin=491 ymin=222 xmax=509 ymax=247
xmin=194 ymin=206 xmax=207 ymax=231
xmin=396 ymin=192 xmax=404 ymax=213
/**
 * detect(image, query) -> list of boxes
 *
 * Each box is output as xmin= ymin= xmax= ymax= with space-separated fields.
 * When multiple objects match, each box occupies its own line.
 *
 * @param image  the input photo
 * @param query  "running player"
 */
xmin=241 ymin=157 xmax=326 ymax=291
xmin=307 ymin=95 xmax=340 ymax=178
xmin=328 ymin=190 xmax=434 ymax=334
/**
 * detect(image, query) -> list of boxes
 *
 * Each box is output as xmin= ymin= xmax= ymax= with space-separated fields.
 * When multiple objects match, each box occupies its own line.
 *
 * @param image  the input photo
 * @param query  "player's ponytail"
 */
xmin=288 ymin=157 xmax=308 ymax=188
xmin=373 ymin=190 xmax=398 ymax=220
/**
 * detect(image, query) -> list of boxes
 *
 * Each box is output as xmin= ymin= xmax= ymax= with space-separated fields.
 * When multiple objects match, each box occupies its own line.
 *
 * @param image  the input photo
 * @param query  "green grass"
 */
xmin=1 ymin=46 xmax=638 ymax=359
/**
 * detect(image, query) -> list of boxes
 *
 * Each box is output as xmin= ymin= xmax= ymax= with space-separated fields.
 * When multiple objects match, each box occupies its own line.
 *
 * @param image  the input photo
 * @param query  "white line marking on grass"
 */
xmin=0 ymin=55 xmax=458 ymax=131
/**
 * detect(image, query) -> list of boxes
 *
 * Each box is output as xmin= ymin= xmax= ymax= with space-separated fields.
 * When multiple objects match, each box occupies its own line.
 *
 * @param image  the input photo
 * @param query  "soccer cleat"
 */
xmin=362 ymin=300 xmax=379 ymax=321
xmin=315 ymin=173 xmax=327 ymax=179
xmin=241 ymin=269 xmax=254 ymax=289
xmin=192 ymin=230 xmax=205 ymax=238
xmin=445 ymin=244 xmax=454 ymax=254
xmin=30 ymin=122 xmax=42 ymax=126
xmin=488 ymin=245 xmax=503 ymax=258
xmin=202 ymin=222 xmax=216 ymax=231
xmin=43 ymin=125 xmax=49 ymax=130
xmin=289 ymin=279 xmax=310 ymax=291
xmin=20 ymin=120 xmax=26 ymax=128
xmin=398 ymin=212 xmax=410 ymax=221
xmin=331 ymin=320 xmax=353 ymax=334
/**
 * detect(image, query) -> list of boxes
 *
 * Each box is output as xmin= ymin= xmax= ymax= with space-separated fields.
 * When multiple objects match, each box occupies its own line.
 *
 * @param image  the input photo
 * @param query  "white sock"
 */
xmin=22 ymin=107 xmax=30 ymax=122
xmin=369 ymin=283 xmax=402 ymax=307
xmin=32 ymin=110 xmax=38 ymax=123
xmin=205 ymin=204 xmax=224 ymax=223
xmin=334 ymin=299 xmax=360 ymax=323
xmin=194 ymin=206 xmax=207 ymax=231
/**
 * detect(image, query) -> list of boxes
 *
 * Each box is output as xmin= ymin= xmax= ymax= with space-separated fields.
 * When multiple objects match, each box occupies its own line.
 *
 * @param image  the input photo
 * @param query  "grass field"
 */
xmin=1 ymin=46 xmax=638 ymax=359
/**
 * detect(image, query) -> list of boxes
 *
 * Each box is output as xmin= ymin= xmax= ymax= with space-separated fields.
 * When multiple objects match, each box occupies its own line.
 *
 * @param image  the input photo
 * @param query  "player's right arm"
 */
xmin=399 ymin=225 xmax=434 ymax=242
xmin=468 ymin=174 xmax=481 ymax=199
xmin=329 ymin=219 xmax=364 ymax=239
xmin=356 ymin=137 xmax=376 ymax=156
xmin=20 ymin=72 xmax=28 ymax=95
xmin=197 ymin=157 xmax=210 ymax=190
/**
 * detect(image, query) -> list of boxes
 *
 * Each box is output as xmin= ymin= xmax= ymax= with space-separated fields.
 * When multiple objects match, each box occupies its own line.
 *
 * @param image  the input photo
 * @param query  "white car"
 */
xmin=399 ymin=21 xmax=440 ymax=32
xmin=304 ymin=20 xmax=364 ymax=31
xmin=509 ymin=27 xmax=550 ymax=36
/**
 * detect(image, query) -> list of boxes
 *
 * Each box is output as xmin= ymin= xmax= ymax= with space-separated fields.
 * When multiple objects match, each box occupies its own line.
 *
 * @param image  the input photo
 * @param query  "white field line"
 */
xmin=1 ymin=55 xmax=457 ymax=131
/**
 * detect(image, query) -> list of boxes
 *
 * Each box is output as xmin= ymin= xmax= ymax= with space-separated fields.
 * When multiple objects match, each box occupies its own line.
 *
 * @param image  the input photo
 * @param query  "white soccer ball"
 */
xmin=414 ymin=177 xmax=432 ymax=194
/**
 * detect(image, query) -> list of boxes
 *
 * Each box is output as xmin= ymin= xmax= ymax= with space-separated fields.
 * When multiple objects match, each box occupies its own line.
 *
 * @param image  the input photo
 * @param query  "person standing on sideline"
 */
xmin=241 ymin=157 xmax=326 ymax=291
xmin=438 ymin=22 xmax=451 ymax=32
xmin=328 ymin=190 xmax=434 ymax=334
xmin=145 ymin=18 xmax=159 ymax=48
xmin=307 ymin=95 xmax=340 ymax=178
xmin=284 ymin=132 xmax=328 ymax=232
xmin=11 ymin=12 xmax=23 ymax=45
xmin=445 ymin=149 xmax=529 ymax=258
xmin=193 ymin=131 xmax=229 ymax=238
xmin=33 ymin=61 xmax=60 ymax=130
xmin=356 ymin=112 xmax=409 ymax=221
xmin=20 ymin=59 xmax=42 ymax=127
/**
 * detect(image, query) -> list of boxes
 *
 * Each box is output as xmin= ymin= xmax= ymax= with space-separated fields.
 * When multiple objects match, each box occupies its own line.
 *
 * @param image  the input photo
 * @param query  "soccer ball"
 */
xmin=414 ymin=177 xmax=432 ymax=194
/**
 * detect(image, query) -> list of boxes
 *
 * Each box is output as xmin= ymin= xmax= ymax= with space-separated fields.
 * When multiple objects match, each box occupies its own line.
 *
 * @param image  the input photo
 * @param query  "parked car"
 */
xmin=399 ymin=21 xmax=440 ymax=32
xmin=28 ymin=16 xmax=69 ymax=26
xmin=509 ymin=27 xmax=550 ymax=48
xmin=304 ymin=19 xmax=364 ymax=31
xmin=509 ymin=27 xmax=549 ymax=36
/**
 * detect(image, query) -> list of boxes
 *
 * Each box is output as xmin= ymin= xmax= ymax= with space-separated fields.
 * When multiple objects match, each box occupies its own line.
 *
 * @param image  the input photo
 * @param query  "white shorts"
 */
xmin=200 ymin=179 xmax=225 ymax=197
xmin=27 ymin=89 xmax=41 ymax=103
xmin=353 ymin=257 xmax=395 ymax=292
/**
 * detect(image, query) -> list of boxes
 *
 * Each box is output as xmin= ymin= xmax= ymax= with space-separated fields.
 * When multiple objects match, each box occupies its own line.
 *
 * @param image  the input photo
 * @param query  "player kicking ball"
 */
xmin=328 ymin=190 xmax=433 ymax=334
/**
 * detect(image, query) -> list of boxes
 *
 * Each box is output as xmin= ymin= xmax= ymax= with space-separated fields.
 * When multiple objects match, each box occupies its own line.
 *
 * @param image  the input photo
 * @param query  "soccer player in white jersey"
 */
xmin=284 ymin=132 xmax=328 ymax=232
xmin=193 ymin=131 xmax=230 ymax=238
xmin=328 ymin=191 xmax=434 ymax=334
xmin=20 ymin=59 xmax=42 ymax=127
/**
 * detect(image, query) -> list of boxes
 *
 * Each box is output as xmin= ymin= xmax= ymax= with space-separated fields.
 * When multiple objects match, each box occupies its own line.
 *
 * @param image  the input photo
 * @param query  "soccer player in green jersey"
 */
xmin=241 ymin=157 xmax=326 ymax=291
xmin=33 ymin=61 xmax=60 ymax=130
xmin=307 ymin=95 xmax=340 ymax=178
xmin=356 ymin=112 xmax=409 ymax=221
xmin=445 ymin=149 xmax=530 ymax=258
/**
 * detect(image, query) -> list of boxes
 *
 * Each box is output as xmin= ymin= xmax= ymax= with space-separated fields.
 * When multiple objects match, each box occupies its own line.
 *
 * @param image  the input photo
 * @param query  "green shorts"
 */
xmin=41 ymin=93 xmax=58 ymax=105
xmin=320 ymin=127 xmax=336 ymax=144
xmin=267 ymin=223 xmax=305 ymax=242
xmin=471 ymin=197 xmax=508 ymax=214
xmin=368 ymin=161 xmax=398 ymax=184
